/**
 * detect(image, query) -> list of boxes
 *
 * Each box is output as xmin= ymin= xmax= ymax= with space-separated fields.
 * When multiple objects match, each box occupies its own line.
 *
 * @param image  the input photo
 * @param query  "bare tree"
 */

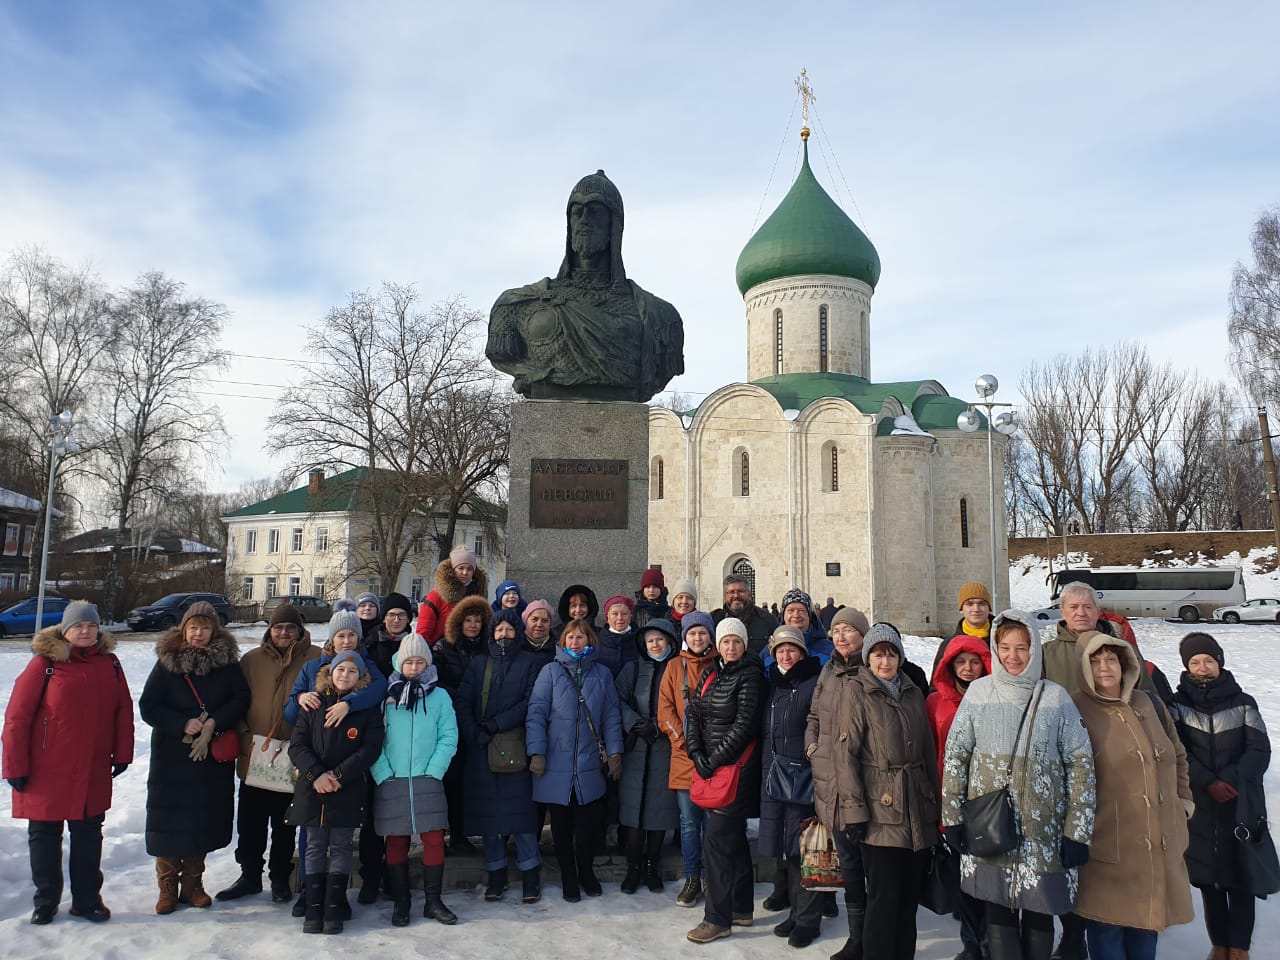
xmin=93 ymin=272 xmax=229 ymax=618
xmin=1228 ymin=207 xmax=1280 ymax=403
xmin=0 ymin=248 xmax=115 ymax=590
xmin=1131 ymin=373 xmax=1222 ymax=531
xmin=267 ymin=285 xmax=506 ymax=588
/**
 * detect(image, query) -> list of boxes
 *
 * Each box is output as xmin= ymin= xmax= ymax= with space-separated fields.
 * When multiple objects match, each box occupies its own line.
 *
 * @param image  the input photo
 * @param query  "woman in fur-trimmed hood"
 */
xmin=414 ymin=545 xmax=489 ymax=644
xmin=139 ymin=601 xmax=250 ymax=914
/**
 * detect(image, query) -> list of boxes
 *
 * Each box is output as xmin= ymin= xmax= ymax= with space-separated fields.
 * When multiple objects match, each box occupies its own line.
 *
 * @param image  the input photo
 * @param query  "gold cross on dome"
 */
xmin=796 ymin=68 xmax=816 ymax=139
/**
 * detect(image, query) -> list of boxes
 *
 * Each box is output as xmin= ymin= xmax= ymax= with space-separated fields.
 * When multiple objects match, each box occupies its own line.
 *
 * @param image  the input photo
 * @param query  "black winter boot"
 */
xmin=576 ymin=850 xmax=602 ymax=897
xmin=302 ymin=874 xmax=326 ymax=934
xmin=386 ymin=862 xmax=410 ymax=927
xmin=484 ymin=867 xmax=508 ymax=902
xmin=986 ymin=923 xmax=1021 ymax=960
xmin=292 ymin=886 xmax=307 ymax=918
xmin=558 ymin=851 xmax=580 ymax=903
xmin=764 ymin=858 xmax=790 ymax=911
xmin=829 ymin=904 xmax=865 ymax=960
xmin=322 ymin=874 xmax=348 ymax=934
xmin=215 ymin=871 xmax=263 ymax=901
xmin=422 ymin=865 xmax=457 ymax=925
xmin=1050 ymin=914 xmax=1088 ymax=960
xmin=1027 ymin=924 xmax=1057 ymax=960
xmin=644 ymin=859 xmax=664 ymax=893
xmin=521 ymin=866 xmax=542 ymax=904
xmin=620 ymin=856 xmax=643 ymax=894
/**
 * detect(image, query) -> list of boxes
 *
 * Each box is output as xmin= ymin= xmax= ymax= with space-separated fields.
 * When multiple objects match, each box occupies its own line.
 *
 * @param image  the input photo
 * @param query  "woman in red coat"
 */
xmin=927 ymin=635 xmax=991 ymax=960
xmin=2 ymin=601 xmax=134 ymax=925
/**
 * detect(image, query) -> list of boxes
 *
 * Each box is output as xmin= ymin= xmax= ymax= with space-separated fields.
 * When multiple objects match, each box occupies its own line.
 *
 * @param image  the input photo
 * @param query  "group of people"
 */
xmin=2 ymin=557 xmax=1273 ymax=960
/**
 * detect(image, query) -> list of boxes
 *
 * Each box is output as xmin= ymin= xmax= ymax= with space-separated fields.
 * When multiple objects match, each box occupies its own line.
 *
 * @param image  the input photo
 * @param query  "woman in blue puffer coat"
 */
xmin=371 ymin=634 xmax=457 ymax=927
xmin=526 ymin=617 xmax=624 ymax=902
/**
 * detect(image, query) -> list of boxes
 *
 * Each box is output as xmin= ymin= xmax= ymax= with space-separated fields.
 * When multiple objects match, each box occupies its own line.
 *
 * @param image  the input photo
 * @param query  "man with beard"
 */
xmin=711 ymin=575 xmax=777 ymax=657
xmin=486 ymin=169 xmax=684 ymax=402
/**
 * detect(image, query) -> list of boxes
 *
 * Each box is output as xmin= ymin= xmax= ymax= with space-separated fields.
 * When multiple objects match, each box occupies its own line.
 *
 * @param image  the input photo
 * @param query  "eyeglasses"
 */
xmin=385 ymin=611 xmax=409 ymax=620
xmin=270 ymin=624 xmax=300 ymax=634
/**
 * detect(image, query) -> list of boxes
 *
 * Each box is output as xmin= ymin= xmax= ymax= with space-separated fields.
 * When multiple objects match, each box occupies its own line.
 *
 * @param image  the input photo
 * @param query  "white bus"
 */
xmin=1049 ymin=566 xmax=1245 ymax=623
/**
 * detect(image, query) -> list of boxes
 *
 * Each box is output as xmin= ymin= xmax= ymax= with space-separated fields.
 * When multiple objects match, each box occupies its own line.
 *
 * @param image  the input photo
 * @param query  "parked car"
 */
xmin=1030 ymin=604 xmax=1064 ymax=624
xmin=1212 ymin=598 xmax=1280 ymax=624
xmin=127 ymin=592 xmax=233 ymax=631
xmin=0 ymin=597 xmax=70 ymax=637
xmin=261 ymin=595 xmax=332 ymax=623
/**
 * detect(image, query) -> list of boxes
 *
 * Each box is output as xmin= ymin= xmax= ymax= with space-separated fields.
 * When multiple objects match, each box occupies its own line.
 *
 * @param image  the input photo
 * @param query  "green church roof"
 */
xmin=747 ymin=372 xmax=984 ymax=433
xmin=735 ymin=142 xmax=881 ymax=295
xmin=222 ymin=468 xmax=367 ymax=519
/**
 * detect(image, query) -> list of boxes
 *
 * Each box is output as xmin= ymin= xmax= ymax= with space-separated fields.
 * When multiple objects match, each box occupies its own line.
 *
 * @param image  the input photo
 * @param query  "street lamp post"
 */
xmin=957 ymin=375 xmax=1017 ymax=605
xmin=34 ymin=411 xmax=78 ymax=630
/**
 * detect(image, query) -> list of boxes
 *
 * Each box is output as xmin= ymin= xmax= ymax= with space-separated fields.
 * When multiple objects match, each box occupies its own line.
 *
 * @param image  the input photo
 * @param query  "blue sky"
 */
xmin=2 ymin=1 xmax=1277 ymax=494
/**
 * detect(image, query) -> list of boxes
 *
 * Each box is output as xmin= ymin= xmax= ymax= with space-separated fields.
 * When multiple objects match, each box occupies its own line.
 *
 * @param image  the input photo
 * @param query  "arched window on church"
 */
xmin=821 ymin=441 xmax=839 ymax=493
xmin=733 ymin=448 xmax=750 ymax=497
xmin=960 ymin=497 xmax=970 ymax=548
xmin=650 ymin=456 xmax=664 ymax=500
xmin=731 ymin=557 xmax=757 ymax=598
xmin=774 ymin=309 xmax=784 ymax=375
xmin=819 ymin=305 xmax=829 ymax=373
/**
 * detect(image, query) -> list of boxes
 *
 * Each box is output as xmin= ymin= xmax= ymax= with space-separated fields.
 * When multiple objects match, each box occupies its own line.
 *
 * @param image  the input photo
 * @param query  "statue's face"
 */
xmin=569 ymin=200 xmax=611 ymax=258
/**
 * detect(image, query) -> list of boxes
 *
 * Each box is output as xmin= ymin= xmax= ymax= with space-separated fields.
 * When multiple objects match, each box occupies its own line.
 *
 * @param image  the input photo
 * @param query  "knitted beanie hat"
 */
xmin=329 ymin=609 xmax=363 ymax=639
xmin=715 ymin=617 xmax=747 ymax=645
xmin=449 ymin=544 xmax=477 ymax=569
xmin=640 ymin=568 xmax=665 ymax=590
xmin=522 ymin=599 xmax=553 ymax=625
xmin=61 ymin=599 xmax=100 ymax=632
xmin=330 ymin=649 xmax=367 ymax=674
xmin=830 ymin=606 xmax=870 ymax=636
xmin=780 ymin=588 xmax=814 ymax=617
xmin=957 ymin=582 xmax=993 ymax=610
xmin=395 ymin=633 xmax=432 ymax=666
xmin=1179 ymin=631 xmax=1224 ymax=669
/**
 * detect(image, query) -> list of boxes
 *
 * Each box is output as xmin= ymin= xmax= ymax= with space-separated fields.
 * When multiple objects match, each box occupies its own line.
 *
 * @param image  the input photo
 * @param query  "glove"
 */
xmin=188 ymin=722 xmax=215 ymax=761
xmin=846 ymin=822 xmax=868 ymax=843
xmin=1060 ymin=837 xmax=1090 ymax=869
xmin=476 ymin=731 xmax=492 ymax=746
xmin=529 ymin=754 xmax=547 ymax=777
xmin=606 ymin=753 xmax=623 ymax=781
xmin=1207 ymin=780 xmax=1239 ymax=804
xmin=111 ymin=763 xmax=130 ymax=778
xmin=480 ymin=719 xmax=499 ymax=736
xmin=943 ymin=825 xmax=967 ymax=855
xmin=7 ymin=776 xmax=27 ymax=792
xmin=632 ymin=718 xmax=658 ymax=743
xmin=690 ymin=753 xmax=714 ymax=779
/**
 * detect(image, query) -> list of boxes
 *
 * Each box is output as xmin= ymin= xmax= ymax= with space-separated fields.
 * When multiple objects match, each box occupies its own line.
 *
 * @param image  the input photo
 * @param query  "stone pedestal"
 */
xmin=505 ymin=400 xmax=649 ymax=607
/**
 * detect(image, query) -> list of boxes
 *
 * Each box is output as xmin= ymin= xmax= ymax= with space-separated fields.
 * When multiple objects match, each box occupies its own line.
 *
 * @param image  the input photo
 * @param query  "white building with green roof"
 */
xmin=648 ymin=133 xmax=1007 ymax=634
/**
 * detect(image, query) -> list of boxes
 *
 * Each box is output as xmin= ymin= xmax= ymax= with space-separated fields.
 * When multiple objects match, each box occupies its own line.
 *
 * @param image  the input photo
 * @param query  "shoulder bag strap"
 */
xmin=481 ymin=656 xmax=494 ymax=716
xmin=561 ymin=662 xmax=606 ymax=756
xmin=34 ymin=656 xmax=55 ymax=712
xmin=183 ymin=674 xmax=207 ymax=711
xmin=1003 ymin=681 xmax=1043 ymax=782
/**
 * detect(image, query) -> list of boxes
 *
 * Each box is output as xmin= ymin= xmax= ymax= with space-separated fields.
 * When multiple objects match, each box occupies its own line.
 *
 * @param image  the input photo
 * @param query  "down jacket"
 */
xmin=805 ymin=650 xmax=864 ymax=832
xmin=1071 ymin=633 xmax=1193 ymax=933
xmin=284 ymin=645 xmax=387 ymax=726
xmin=926 ymin=636 xmax=992 ymax=780
xmin=3 ymin=626 xmax=134 ymax=822
xmin=526 ymin=645 xmax=624 ymax=806
xmin=759 ymin=655 xmax=822 ymax=859
xmin=285 ymin=665 xmax=385 ymax=829
xmin=415 ymin=559 xmax=489 ymax=644
xmin=684 ymin=652 xmax=767 ymax=817
xmin=371 ymin=656 xmax=457 ymax=837
xmin=616 ymin=650 xmax=679 ymax=831
xmin=139 ymin=624 xmax=249 ymax=857
xmin=942 ymin=612 xmax=1096 ymax=915
xmin=1170 ymin=666 xmax=1274 ymax=894
xmin=658 ymin=642 xmax=718 ymax=790
xmin=455 ymin=636 xmax=542 ymax=835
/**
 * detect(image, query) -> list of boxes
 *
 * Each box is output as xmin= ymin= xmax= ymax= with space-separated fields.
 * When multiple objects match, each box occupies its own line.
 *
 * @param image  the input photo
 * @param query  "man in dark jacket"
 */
xmin=712 ymin=575 xmax=777 ymax=657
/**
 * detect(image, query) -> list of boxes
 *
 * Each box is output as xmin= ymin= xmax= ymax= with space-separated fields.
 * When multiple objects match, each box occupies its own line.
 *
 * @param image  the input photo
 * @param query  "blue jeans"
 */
xmin=1085 ymin=921 xmax=1157 ymax=960
xmin=675 ymin=790 xmax=707 ymax=879
xmin=481 ymin=833 xmax=541 ymax=872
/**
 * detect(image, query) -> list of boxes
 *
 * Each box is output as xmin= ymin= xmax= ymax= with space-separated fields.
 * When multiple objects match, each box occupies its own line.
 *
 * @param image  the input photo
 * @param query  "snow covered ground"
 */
xmin=1 ymin=621 xmax=1277 ymax=959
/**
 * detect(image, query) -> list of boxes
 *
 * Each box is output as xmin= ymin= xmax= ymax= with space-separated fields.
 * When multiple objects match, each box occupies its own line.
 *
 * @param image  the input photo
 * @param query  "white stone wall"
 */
xmin=743 ymin=274 xmax=873 ymax=381
xmin=871 ymin=436 xmax=937 ymax=634
xmin=224 ymin=513 xmax=351 ymax=601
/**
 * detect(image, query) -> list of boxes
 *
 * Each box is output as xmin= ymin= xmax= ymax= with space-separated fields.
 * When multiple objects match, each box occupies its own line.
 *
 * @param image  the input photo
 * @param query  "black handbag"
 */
xmin=920 ymin=842 xmax=961 ymax=915
xmin=962 ymin=682 xmax=1043 ymax=859
xmin=1235 ymin=790 xmax=1280 ymax=896
xmin=764 ymin=757 xmax=814 ymax=806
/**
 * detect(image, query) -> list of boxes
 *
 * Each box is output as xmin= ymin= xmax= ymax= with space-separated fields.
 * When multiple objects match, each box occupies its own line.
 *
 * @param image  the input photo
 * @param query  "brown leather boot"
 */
xmin=179 ymin=856 xmax=213 ymax=908
xmin=155 ymin=858 xmax=180 ymax=914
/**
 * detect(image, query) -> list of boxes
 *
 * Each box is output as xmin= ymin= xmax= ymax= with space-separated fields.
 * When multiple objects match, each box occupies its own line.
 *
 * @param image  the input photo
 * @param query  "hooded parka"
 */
xmin=415 ymin=559 xmax=489 ymax=644
xmin=759 ymin=655 xmax=822 ymax=858
xmin=658 ymin=633 xmax=718 ymax=790
xmin=616 ymin=643 xmax=679 ymax=831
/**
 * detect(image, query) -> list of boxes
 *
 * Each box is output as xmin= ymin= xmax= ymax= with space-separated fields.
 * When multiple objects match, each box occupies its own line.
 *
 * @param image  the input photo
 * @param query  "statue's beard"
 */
xmin=571 ymin=228 xmax=610 ymax=260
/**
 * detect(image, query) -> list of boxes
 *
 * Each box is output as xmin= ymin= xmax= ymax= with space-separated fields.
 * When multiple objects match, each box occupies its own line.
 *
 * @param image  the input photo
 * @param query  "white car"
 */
xmin=1212 ymin=598 xmax=1280 ymax=624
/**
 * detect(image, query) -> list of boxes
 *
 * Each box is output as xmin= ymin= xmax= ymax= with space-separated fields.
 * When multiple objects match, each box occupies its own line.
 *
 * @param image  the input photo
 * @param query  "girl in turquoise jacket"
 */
xmin=371 ymin=634 xmax=459 ymax=926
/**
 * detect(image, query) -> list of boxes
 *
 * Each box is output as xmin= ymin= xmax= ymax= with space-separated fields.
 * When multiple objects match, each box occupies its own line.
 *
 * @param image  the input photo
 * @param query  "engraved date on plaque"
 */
xmin=529 ymin=458 xmax=629 ymax=529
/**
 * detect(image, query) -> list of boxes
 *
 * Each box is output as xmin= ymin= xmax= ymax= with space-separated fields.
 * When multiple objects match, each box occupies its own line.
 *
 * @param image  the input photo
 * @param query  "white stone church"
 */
xmin=647 ymin=134 xmax=1008 ymax=636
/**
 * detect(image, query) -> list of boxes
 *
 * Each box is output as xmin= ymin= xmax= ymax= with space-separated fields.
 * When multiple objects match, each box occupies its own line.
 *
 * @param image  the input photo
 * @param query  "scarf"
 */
xmin=961 ymin=619 xmax=990 ymax=640
xmin=386 ymin=664 xmax=439 ymax=711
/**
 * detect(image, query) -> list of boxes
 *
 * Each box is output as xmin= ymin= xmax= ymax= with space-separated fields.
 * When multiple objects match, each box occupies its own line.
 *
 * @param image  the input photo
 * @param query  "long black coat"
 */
xmin=616 ymin=652 xmax=679 ymax=831
xmin=685 ymin=652 xmax=767 ymax=818
xmin=758 ymin=656 xmax=822 ymax=859
xmin=455 ymin=638 xmax=542 ymax=836
xmin=1170 ymin=668 xmax=1274 ymax=894
xmin=286 ymin=671 xmax=385 ymax=829
xmin=366 ymin=627 xmax=405 ymax=683
xmin=598 ymin=628 xmax=640 ymax=679
xmin=139 ymin=627 xmax=250 ymax=857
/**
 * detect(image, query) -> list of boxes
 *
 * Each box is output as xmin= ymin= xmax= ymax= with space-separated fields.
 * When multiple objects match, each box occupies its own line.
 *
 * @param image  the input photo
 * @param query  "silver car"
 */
xmin=1212 ymin=598 xmax=1280 ymax=624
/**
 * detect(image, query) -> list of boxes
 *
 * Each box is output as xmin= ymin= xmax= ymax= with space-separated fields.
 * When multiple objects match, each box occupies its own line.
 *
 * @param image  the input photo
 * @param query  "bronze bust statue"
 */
xmin=486 ymin=170 xmax=684 ymax=402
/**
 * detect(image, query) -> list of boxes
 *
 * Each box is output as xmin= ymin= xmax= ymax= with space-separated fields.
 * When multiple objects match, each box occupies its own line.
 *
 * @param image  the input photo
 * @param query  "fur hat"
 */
xmin=1180 ymin=631 xmax=1225 ymax=669
xmin=780 ymin=588 xmax=814 ymax=618
xmin=640 ymin=568 xmax=665 ymax=590
xmin=862 ymin=622 xmax=905 ymax=665
xmin=769 ymin=624 xmax=807 ymax=655
xmin=522 ymin=599 xmax=553 ymax=624
xmin=181 ymin=600 xmax=219 ymax=629
xmin=831 ymin=607 xmax=870 ymax=636
xmin=957 ymin=582 xmax=993 ymax=610
xmin=329 ymin=609 xmax=363 ymax=639
xmin=604 ymin=594 xmax=635 ymax=614
xmin=681 ymin=610 xmax=715 ymax=644
xmin=395 ymin=633 xmax=432 ymax=666
xmin=449 ymin=544 xmax=477 ymax=570
xmin=670 ymin=578 xmax=698 ymax=603
xmin=380 ymin=592 xmax=413 ymax=618
xmin=716 ymin=617 xmax=747 ymax=645
xmin=61 ymin=599 xmax=100 ymax=632
xmin=268 ymin=603 xmax=304 ymax=628
xmin=330 ymin=649 xmax=367 ymax=674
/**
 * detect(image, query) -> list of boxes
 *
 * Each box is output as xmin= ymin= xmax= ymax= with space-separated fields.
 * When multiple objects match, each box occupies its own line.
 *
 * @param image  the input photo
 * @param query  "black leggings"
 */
xmin=1200 ymin=887 xmax=1255 ymax=950
xmin=986 ymin=902 xmax=1054 ymax=932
